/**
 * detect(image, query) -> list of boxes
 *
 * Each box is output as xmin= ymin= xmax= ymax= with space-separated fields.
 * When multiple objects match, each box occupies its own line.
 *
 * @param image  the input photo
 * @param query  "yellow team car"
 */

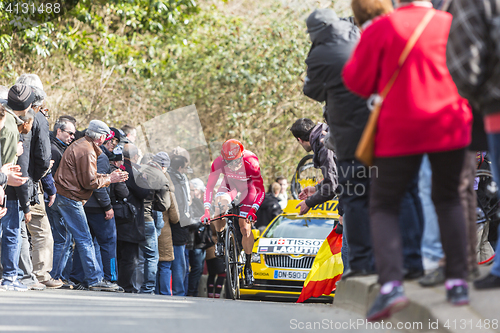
xmin=241 ymin=199 xmax=340 ymax=302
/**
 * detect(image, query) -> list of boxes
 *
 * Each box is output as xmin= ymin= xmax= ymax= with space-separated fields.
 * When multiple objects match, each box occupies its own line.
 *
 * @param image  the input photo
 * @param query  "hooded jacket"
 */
xmin=304 ymin=123 xmax=338 ymax=208
xmin=304 ymin=15 xmax=370 ymax=161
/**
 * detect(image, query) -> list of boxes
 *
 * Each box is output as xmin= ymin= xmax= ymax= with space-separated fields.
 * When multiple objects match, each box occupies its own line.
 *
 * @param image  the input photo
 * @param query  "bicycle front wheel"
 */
xmin=225 ymin=225 xmax=240 ymax=300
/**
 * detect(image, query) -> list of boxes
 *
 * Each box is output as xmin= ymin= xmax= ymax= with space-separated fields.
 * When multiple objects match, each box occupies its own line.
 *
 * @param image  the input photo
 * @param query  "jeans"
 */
xmin=1 ymin=200 xmax=21 ymax=280
xmin=70 ymin=237 xmax=100 ymax=283
xmin=419 ymin=155 xmax=444 ymax=262
xmin=50 ymin=194 xmax=103 ymax=286
xmin=139 ymin=220 xmax=159 ymax=293
xmin=18 ymin=216 xmax=38 ymax=285
xmin=184 ymin=247 xmax=190 ymax=294
xmin=486 ymin=133 xmax=500 ymax=277
xmin=337 ymin=160 xmax=374 ymax=272
xmin=171 ymin=245 xmax=187 ymax=296
xmin=399 ymin=174 xmax=424 ymax=272
xmin=156 ymin=261 xmax=173 ymax=295
xmin=187 ymin=248 xmax=206 ymax=296
xmin=341 ymin=228 xmax=349 ymax=272
xmin=87 ymin=212 xmax=118 ymax=282
xmin=46 ymin=203 xmax=73 ymax=280
xmin=153 ymin=210 xmax=164 ymax=236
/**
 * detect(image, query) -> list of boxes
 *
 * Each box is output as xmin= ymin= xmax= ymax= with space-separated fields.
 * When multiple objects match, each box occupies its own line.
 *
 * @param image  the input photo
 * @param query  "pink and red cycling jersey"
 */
xmin=203 ymin=150 xmax=265 ymax=217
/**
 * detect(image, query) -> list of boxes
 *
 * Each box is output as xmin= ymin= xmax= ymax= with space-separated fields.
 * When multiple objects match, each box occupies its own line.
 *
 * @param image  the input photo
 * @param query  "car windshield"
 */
xmin=262 ymin=216 xmax=336 ymax=240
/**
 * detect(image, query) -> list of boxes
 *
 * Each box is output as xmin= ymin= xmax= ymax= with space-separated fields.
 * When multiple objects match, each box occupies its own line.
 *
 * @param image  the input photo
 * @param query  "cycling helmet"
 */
xmin=221 ymin=139 xmax=244 ymax=161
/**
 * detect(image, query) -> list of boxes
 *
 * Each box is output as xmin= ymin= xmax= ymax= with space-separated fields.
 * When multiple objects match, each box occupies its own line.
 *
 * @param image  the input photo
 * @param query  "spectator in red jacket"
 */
xmin=343 ymin=0 xmax=472 ymax=321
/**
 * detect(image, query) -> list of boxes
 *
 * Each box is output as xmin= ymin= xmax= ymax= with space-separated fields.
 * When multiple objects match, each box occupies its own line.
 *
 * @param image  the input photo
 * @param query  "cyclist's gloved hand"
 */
xmin=201 ymin=209 xmax=211 ymax=224
xmin=247 ymin=208 xmax=257 ymax=224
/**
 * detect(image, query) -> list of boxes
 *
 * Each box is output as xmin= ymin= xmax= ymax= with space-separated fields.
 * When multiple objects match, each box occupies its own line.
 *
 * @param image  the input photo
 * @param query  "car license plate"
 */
xmin=274 ymin=270 xmax=308 ymax=280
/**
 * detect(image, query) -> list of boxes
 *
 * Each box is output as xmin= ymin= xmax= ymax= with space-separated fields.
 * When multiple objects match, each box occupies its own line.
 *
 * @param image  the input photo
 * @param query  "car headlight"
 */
xmin=251 ymin=253 xmax=261 ymax=263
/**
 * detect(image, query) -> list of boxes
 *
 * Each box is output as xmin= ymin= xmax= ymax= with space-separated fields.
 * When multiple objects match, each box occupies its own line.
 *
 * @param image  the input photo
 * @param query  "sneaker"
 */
xmin=74 ymin=283 xmax=89 ymax=291
xmin=446 ymin=282 xmax=469 ymax=305
xmin=474 ymin=273 xmax=500 ymax=290
xmin=366 ymin=285 xmax=409 ymax=321
xmin=89 ymin=280 xmax=120 ymax=292
xmin=26 ymin=282 xmax=47 ymax=291
xmin=1 ymin=279 xmax=28 ymax=292
xmin=215 ymin=242 xmax=225 ymax=257
xmin=403 ymin=268 xmax=424 ymax=280
xmin=41 ymin=278 xmax=63 ymax=289
xmin=419 ymin=266 xmax=445 ymax=287
xmin=114 ymin=285 xmax=125 ymax=293
xmin=244 ymin=266 xmax=254 ymax=286
xmin=60 ymin=280 xmax=76 ymax=290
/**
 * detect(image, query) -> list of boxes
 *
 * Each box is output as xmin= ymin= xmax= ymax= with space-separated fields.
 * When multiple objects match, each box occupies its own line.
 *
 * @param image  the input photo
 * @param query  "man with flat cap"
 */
xmin=51 ymin=120 xmax=129 ymax=291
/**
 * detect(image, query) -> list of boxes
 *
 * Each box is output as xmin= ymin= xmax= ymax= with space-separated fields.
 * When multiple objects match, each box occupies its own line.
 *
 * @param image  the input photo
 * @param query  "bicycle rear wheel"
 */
xmin=291 ymin=154 xmax=324 ymax=199
xmin=225 ymin=225 xmax=240 ymax=300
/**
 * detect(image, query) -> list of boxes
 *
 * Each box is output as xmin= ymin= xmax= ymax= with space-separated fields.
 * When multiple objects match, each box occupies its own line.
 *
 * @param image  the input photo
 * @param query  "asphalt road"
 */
xmin=0 ymin=290 xmax=401 ymax=333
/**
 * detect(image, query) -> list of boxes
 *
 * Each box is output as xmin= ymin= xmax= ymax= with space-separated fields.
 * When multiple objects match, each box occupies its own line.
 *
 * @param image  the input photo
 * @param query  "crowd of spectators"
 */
xmin=0 ymin=80 xmax=232 ymax=295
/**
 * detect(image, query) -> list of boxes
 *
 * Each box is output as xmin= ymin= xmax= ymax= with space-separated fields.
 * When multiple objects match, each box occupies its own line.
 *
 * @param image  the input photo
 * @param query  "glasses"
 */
xmin=226 ymin=157 xmax=243 ymax=171
xmin=40 ymin=109 xmax=50 ymax=118
xmin=62 ymin=129 xmax=75 ymax=136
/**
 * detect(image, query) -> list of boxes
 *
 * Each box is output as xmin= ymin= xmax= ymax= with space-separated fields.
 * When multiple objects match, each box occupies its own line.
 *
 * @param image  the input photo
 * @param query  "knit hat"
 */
xmin=190 ymin=178 xmax=206 ymax=192
xmin=153 ymin=152 xmax=171 ymax=168
xmin=88 ymin=120 xmax=111 ymax=136
xmin=7 ymin=84 xmax=35 ymax=111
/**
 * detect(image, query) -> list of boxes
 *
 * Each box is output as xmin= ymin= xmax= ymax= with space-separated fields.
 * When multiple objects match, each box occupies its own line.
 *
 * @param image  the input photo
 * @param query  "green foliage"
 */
xmin=0 ymin=0 xmax=351 ymax=183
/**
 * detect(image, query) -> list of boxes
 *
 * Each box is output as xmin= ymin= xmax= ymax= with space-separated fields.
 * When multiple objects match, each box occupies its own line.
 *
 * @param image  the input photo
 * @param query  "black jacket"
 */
xmin=50 ymin=131 xmax=68 ymax=177
xmin=305 ymin=124 xmax=338 ymax=208
xmin=29 ymin=111 xmax=51 ymax=183
xmin=109 ymin=163 xmax=129 ymax=204
xmin=303 ymin=18 xmax=370 ymax=161
xmin=84 ymin=148 xmax=112 ymax=214
xmin=6 ymin=133 xmax=31 ymax=213
xmin=116 ymin=159 xmax=150 ymax=243
xmin=188 ymin=197 xmax=205 ymax=249
xmin=168 ymin=168 xmax=190 ymax=246
xmin=140 ymin=161 xmax=170 ymax=222
xmin=255 ymin=192 xmax=282 ymax=229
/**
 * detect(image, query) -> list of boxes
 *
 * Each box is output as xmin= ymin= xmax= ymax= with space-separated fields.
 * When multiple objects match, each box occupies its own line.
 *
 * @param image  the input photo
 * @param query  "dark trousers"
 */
xmin=70 ymin=213 xmax=118 ymax=283
xmin=370 ymin=149 xmax=468 ymax=284
xmin=117 ymin=240 xmax=140 ymax=293
xmin=187 ymin=248 xmax=206 ymax=296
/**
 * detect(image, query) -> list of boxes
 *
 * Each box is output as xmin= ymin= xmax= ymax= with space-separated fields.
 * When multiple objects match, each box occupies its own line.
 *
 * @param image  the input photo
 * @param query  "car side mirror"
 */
xmin=252 ymin=228 xmax=260 ymax=240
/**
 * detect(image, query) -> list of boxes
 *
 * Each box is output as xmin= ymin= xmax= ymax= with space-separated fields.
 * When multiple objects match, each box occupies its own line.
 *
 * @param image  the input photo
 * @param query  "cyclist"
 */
xmin=201 ymin=139 xmax=265 ymax=286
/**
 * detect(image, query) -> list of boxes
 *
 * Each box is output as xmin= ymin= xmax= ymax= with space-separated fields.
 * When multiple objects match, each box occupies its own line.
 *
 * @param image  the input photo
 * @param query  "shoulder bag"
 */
xmin=355 ymin=9 xmax=436 ymax=166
